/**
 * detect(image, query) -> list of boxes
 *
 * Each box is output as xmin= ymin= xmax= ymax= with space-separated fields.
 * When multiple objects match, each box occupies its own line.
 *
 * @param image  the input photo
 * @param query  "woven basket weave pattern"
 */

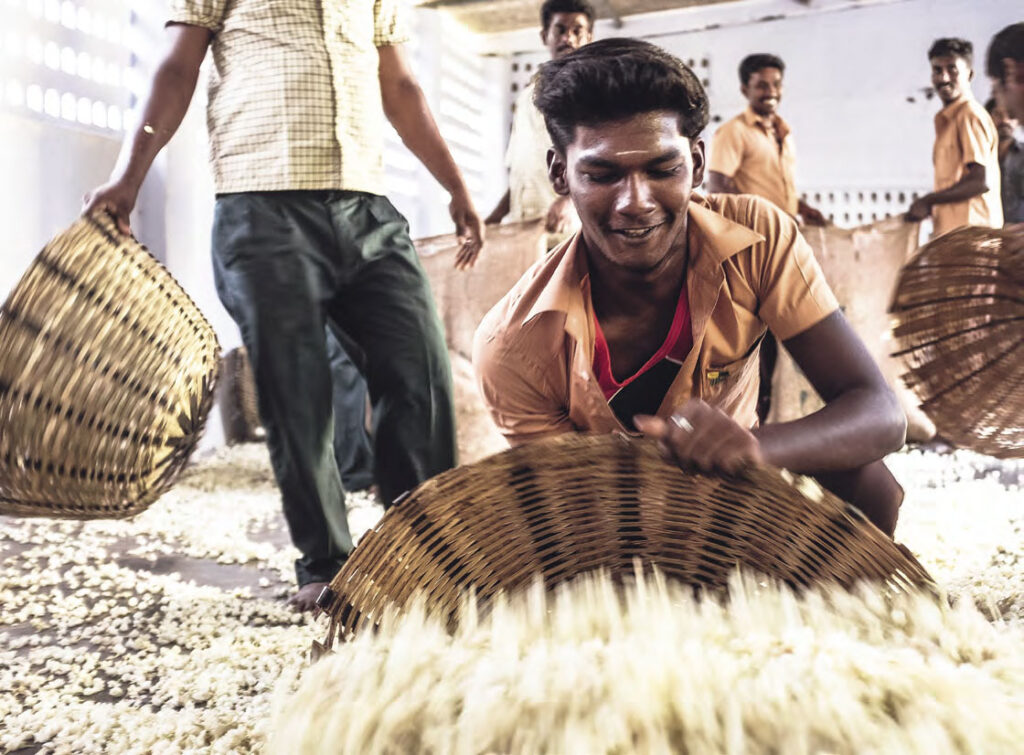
xmin=889 ymin=227 xmax=1022 ymax=458
xmin=0 ymin=214 xmax=220 ymax=518
xmin=319 ymin=434 xmax=933 ymax=641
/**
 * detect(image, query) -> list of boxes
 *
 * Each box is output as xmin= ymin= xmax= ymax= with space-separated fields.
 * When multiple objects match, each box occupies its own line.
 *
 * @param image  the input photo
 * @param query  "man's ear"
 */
xmin=547 ymin=148 xmax=570 ymax=196
xmin=690 ymin=137 xmax=706 ymax=189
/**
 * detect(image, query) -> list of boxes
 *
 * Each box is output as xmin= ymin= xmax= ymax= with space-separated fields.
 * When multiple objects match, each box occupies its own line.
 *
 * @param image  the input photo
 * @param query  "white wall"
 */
xmin=488 ymin=0 xmax=1017 ymax=226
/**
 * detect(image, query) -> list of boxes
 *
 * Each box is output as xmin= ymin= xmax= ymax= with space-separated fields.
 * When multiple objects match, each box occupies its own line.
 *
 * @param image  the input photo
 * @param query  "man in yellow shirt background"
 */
xmin=707 ymin=53 xmax=826 ymax=226
xmin=707 ymin=54 xmax=825 ymax=424
xmin=906 ymin=37 xmax=1003 ymax=235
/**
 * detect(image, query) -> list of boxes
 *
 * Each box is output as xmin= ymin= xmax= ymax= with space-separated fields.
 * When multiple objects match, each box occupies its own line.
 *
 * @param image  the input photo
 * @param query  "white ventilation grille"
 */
xmin=0 ymin=0 xmax=142 ymax=134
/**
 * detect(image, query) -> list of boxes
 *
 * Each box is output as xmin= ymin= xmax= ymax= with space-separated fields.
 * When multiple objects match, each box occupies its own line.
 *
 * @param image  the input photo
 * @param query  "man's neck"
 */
xmin=584 ymin=238 xmax=689 ymax=325
xmin=940 ymin=92 xmax=970 ymax=111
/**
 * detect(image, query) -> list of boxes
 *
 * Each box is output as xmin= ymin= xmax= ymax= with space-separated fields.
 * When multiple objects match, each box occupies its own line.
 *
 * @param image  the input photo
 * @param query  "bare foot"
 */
xmin=287 ymin=582 xmax=326 ymax=613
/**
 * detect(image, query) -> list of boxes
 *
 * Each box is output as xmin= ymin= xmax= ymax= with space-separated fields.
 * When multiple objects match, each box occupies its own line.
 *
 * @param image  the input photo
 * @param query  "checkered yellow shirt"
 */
xmin=168 ymin=0 xmax=409 ymax=195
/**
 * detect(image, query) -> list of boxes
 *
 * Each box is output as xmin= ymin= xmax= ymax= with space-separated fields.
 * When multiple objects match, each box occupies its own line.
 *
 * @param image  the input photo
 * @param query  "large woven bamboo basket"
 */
xmin=889 ymin=226 xmax=1023 ymax=458
xmin=316 ymin=433 xmax=933 ymax=643
xmin=0 ymin=213 xmax=220 ymax=519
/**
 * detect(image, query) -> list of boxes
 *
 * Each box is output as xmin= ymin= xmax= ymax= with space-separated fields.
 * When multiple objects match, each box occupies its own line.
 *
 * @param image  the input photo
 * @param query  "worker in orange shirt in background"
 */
xmin=707 ymin=53 xmax=826 ymax=226
xmin=707 ymin=53 xmax=826 ymax=424
xmin=905 ymin=38 xmax=1002 ymax=235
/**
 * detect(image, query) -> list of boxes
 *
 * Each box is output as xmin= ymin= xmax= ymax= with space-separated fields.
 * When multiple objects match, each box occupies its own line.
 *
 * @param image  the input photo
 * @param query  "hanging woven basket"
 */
xmin=0 ymin=213 xmax=221 ymax=519
xmin=889 ymin=226 xmax=1023 ymax=458
xmin=315 ymin=433 xmax=933 ymax=645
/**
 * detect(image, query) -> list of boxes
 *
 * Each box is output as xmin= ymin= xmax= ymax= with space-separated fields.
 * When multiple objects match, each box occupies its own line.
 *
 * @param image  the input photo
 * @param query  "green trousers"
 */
xmin=212 ymin=191 xmax=456 ymax=585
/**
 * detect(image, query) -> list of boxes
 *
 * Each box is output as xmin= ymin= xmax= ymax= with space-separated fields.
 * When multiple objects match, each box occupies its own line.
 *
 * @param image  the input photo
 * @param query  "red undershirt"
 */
xmin=592 ymin=284 xmax=693 ymax=424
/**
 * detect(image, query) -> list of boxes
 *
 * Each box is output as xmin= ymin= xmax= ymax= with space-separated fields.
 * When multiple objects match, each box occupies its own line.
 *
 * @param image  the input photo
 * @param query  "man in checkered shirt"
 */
xmin=84 ymin=0 xmax=485 ymax=611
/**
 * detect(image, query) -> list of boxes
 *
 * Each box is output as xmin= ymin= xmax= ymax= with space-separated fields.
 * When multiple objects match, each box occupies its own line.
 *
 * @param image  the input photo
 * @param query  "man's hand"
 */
xmin=634 ymin=399 xmax=764 ymax=475
xmin=544 ymin=195 xmax=575 ymax=234
xmin=450 ymin=191 xmax=484 ymax=270
xmin=82 ymin=178 xmax=139 ymax=236
xmin=905 ymin=196 xmax=932 ymax=222
xmin=798 ymin=201 xmax=827 ymax=227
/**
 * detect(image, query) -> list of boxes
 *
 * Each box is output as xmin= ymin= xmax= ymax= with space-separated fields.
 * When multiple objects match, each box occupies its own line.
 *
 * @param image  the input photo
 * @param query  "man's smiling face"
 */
xmin=549 ymin=110 xmax=704 ymax=274
xmin=742 ymin=67 xmax=783 ymax=117
xmin=931 ymin=54 xmax=972 ymax=106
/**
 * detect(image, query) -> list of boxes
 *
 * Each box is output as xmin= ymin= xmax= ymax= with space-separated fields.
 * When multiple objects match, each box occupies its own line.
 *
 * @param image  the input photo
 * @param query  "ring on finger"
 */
xmin=670 ymin=414 xmax=695 ymax=434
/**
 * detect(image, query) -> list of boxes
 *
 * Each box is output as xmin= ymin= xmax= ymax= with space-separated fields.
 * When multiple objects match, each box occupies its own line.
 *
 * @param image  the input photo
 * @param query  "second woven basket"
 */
xmin=0 ymin=213 xmax=220 ymax=519
xmin=889 ymin=225 xmax=1023 ymax=458
xmin=317 ymin=433 xmax=933 ymax=642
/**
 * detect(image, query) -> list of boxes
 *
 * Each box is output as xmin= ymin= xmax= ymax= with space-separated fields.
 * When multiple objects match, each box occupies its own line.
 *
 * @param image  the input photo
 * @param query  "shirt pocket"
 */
xmin=698 ymin=336 xmax=764 ymax=418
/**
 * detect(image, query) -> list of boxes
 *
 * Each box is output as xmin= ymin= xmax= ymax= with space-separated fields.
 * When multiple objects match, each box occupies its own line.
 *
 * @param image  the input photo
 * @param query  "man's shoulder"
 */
xmin=955 ymin=98 xmax=996 ymax=132
xmin=473 ymin=245 xmax=576 ymax=361
xmin=712 ymin=112 xmax=749 ymax=139
xmin=704 ymin=192 xmax=795 ymax=234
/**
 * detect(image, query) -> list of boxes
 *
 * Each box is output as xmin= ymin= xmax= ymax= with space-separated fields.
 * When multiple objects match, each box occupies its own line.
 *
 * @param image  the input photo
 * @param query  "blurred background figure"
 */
xmin=985 ymin=96 xmax=1023 ymax=225
xmin=486 ymin=0 xmax=594 ymax=247
xmin=708 ymin=53 xmax=826 ymax=425
xmin=905 ymin=38 xmax=1002 ymax=235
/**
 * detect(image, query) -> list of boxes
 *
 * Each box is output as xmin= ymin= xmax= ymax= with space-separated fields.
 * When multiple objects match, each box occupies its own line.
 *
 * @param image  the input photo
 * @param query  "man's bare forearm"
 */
xmin=486 ymin=190 xmax=511 ymax=225
xmin=754 ymin=312 xmax=906 ymax=474
xmin=706 ymin=170 xmax=739 ymax=194
xmin=755 ymin=386 xmax=905 ymax=474
xmin=112 ymin=25 xmax=210 ymax=189
xmin=379 ymin=48 xmax=471 ymax=199
xmin=920 ymin=164 xmax=989 ymax=209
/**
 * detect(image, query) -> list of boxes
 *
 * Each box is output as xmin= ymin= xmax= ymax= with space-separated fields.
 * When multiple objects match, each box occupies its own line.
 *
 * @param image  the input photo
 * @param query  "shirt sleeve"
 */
xmin=957 ymin=108 xmax=997 ymax=168
xmin=374 ymin=0 xmax=411 ymax=47
xmin=473 ymin=321 xmax=576 ymax=447
xmin=748 ymin=198 xmax=840 ymax=341
xmin=708 ymin=121 xmax=744 ymax=178
xmin=167 ymin=0 xmax=227 ymax=30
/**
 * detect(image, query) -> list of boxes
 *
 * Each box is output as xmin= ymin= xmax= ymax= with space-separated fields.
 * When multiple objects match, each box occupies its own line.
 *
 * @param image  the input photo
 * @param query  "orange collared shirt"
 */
xmin=472 ymin=194 xmax=839 ymax=446
xmin=932 ymin=96 xmax=1003 ymax=236
xmin=709 ymin=108 xmax=799 ymax=216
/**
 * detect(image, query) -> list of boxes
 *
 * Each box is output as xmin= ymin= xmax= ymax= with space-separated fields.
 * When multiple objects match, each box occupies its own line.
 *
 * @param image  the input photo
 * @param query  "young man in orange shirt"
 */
xmin=707 ymin=54 xmax=825 ymax=226
xmin=905 ymin=38 xmax=1002 ymax=235
xmin=474 ymin=39 xmax=907 ymax=535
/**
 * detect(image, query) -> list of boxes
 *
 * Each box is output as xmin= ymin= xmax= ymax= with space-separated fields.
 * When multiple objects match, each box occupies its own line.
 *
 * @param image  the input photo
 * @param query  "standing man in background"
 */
xmin=985 ymin=97 xmax=1024 ymax=225
xmin=906 ymin=38 xmax=1002 ymax=235
xmin=707 ymin=53 xmax=826 ymax=226
xmin=707 ymin=53 xmax=826 ymax=424
xmin=84 ymin=0 xmax=484 ymax=611
xmin=485 ymin=0 xmax=595 ymax=244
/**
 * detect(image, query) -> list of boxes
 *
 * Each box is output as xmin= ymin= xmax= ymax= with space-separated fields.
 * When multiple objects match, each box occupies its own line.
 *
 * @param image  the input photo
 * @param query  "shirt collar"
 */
xmin=523 ymin=195 xmax=765 ymax=326
xmin=742 ymin=106 xmax=791 ymax=139
xmin=935 ymin=93 xmax=975 ymax=122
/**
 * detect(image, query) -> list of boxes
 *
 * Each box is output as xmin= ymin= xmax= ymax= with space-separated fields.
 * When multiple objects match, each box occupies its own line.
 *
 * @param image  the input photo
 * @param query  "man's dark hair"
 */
xmin=986 ymin=23 xmax=1024 ymax=82
xmin=928 ymin=38 xmax=973 ymax=65
xmin=540 ymin=0 xmax=596 ymax=33
xmin=984 ymin=96 xmax=997 ymax=113
xmin=738 ymin=53 xmax=785 ymax=85
xmin=533 ymin=38 xmax=709 ymax=152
